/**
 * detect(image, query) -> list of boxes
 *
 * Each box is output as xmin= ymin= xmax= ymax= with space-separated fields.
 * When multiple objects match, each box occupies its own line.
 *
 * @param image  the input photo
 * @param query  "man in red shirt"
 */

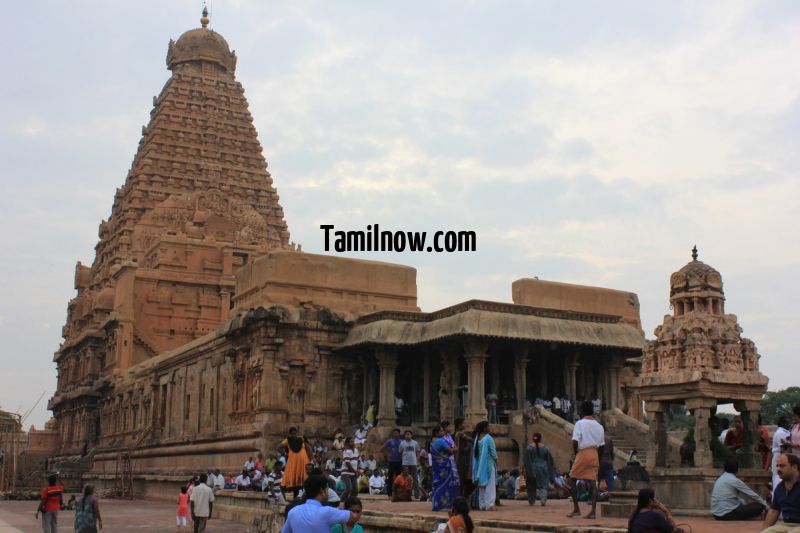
xmin=35 ymin=474 xmax=64 ymax=533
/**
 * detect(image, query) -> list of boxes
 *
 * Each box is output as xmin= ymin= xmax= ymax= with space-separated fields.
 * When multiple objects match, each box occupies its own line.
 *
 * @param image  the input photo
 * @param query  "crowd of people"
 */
xmin=30 ymin=402 xmax=800 ymax=533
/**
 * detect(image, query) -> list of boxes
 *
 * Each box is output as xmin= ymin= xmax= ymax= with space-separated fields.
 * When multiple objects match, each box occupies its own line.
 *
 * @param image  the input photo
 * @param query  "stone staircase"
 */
xmin=604 ymin=428 xmax=647 ymax=467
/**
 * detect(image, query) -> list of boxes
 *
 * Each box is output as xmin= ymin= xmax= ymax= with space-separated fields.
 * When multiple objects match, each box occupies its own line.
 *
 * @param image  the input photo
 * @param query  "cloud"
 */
xmin=1 ymin=0 xmax=799 ymax=428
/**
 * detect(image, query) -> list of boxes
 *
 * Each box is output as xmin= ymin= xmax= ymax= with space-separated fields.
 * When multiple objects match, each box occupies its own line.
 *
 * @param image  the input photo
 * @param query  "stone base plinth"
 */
xmin=651 ymin=467 xmax=770 ymax=513
xmin=600 ymin=490 xmax=639 ymax=518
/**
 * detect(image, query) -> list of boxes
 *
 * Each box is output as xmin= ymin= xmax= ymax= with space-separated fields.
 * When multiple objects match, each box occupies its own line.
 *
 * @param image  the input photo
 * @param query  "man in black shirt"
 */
xmin=762 ymin=453 xmax=800 ymax=532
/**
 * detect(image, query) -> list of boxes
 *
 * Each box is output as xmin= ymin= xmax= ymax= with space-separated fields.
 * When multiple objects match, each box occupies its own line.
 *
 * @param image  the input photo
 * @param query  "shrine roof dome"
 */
xmin=167 ymin=8 xmax=237 ymax=73
xmin=669 ymin=246 xmax=724 ymax=297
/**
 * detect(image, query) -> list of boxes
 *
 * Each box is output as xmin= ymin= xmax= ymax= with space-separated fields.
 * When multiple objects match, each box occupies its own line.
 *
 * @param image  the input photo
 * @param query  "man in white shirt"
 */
xmin=235 ymin=469 xmax=251 ymax=491
xmin=190 ymin=473 xmax=215 ymax=533
xmin=211 ymin=469 xmax=225 ymax=492
xmin=552 ymin=395 xmax=562 ymax=416
xmin=244 ymin=456 xmax=255 ymax=471
xmin=567 ymin=400 xmax=605 ymax=519
xmin=369 ymin=470 xmax=385 ymax=494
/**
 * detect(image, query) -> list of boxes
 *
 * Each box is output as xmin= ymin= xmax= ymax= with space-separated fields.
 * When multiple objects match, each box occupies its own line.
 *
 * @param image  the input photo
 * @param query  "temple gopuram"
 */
xmin=48 ymin=11 xmax=648 ymax=496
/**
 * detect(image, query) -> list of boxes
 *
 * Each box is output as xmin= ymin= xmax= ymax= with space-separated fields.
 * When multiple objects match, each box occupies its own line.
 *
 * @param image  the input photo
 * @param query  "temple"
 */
xmin=46 ymin=11 xmax=650 ymax=495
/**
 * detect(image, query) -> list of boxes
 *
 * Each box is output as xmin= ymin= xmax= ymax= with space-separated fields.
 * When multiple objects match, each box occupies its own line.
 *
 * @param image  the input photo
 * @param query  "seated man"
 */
xmin=369 ymin=470 xmax=385 ymax=494
xmin=762 ymin=453 xmax=800 ymax=532
xmin=392 ymin=465 xmax=414 ymax=502
xmin=234 ymin=469 xmax=251 ymax=491
xmin=711 ymin=458 xmax=766 ymax=520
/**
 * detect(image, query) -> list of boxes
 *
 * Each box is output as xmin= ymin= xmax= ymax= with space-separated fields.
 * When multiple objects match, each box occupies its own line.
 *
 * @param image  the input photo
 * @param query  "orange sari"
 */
xmin=280 ymin=437 xmax=310 ymax=489
xmin=447 ymin=515 xmax=467 ymax=533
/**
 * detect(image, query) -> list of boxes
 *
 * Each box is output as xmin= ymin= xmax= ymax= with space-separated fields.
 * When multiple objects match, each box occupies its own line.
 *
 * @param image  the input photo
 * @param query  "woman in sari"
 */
xmin=278 ymin=427 xmax=311 ymax=496
xmin=74 ymin=484 xmax=102 ymax=533
xmin=431 ymin=424 xmax=458 ymax=511
xmin=441 ymin=421 xmax=461 ymax=496
xmin=523 ymin=432 xmax=555 ymax=506
xmin=471 ymin=420 xmax=497 ymax=511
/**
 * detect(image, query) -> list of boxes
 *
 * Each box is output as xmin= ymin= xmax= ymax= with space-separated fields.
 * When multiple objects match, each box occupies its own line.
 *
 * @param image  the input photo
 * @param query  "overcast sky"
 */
xmin=1 ymin=1 xmax=799 ymax=429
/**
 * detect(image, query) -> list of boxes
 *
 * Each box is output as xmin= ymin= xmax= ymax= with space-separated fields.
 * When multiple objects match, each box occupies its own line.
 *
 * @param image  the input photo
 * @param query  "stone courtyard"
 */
xmin=0 ymin=496 xmax=764 ymax=533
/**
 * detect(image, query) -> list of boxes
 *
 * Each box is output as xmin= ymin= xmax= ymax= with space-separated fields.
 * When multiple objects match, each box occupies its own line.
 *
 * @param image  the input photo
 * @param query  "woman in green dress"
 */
xmin=523 ymin=433 xmax=555 ymax=506
xmin=331 ymin=497 xmax=364 ymax=533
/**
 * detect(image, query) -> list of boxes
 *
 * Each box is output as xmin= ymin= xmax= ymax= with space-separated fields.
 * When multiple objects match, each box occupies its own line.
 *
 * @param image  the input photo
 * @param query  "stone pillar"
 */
xmin=568 ymin=359 xmax=578 ymax=418
xmin=464 ymin=339 xmax=489 ymax=426
xmin=687 ymin=398 xmax=716 ymax=468
xmin=734 ymin=399 xmax=762 ymax=468
xmin=538 ymin=355 xmax=548 ymax=397
xmin=645 ymin=400 xmax=668 ymax=469
xmin=375 ymin=346 xmax=399 ymax=427
xmin=423 ymin=350 xmax=431 ymax=424
xmin=611 ymin=363 xmax=623 ymax=409
xmin=513 ymin=346 xmax=529 ymax=410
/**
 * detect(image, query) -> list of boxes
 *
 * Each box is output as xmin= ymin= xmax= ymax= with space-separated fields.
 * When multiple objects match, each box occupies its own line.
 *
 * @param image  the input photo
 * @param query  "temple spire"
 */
xmin=691 ymin=245 xmax=698 ymax=261
xmin=200 ymin=4 xmax=210 ymax=28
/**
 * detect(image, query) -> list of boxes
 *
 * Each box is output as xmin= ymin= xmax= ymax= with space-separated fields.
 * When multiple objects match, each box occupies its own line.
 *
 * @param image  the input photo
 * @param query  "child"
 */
xmin=331 ymin=497 xmax=363 ymax=533
xmin=176 ymin=486 xmax=190 ymax=529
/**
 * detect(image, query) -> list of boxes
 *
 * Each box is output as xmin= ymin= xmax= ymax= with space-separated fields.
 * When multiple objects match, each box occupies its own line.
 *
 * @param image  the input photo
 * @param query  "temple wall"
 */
xmin=512 ymin=278 xmax=641 ymax=329
xmin=232 ymin=250 xmax=419 ymax=318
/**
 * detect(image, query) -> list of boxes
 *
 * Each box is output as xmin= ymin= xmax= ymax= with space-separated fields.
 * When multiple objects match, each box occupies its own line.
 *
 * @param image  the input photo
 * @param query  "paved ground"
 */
xmin=0 ymin=496 xmax=767 ymax=532
xmin=361 ymin=495 xmax=765 ymax=533
xmin=0 ymin=499 xmax=253 ymax=533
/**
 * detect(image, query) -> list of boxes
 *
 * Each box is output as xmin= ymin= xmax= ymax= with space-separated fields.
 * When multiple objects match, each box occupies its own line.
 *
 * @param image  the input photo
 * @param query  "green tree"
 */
xmin=761 ymin=387 xmax=800 ymax=424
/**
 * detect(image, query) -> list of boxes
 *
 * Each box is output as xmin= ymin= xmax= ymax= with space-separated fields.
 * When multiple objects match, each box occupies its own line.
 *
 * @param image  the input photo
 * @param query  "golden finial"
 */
xmin=200 ymin=4 xmax=210 ymax=28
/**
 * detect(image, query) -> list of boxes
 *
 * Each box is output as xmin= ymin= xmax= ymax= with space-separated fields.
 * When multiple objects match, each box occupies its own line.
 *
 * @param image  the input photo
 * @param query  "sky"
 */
xmin=1 ymin=1 xmax=799 ymax=429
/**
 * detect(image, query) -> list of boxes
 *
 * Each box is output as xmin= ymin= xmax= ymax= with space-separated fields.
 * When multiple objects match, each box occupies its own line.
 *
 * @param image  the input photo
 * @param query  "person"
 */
xmin=244 ymin=456 xmax=255 ymax=471
xmin=382 ymin=428 xmax=403 ymax=498
xmin=440 ymin=421 xmax=461 ymax=496
xmin=354 ymin=424 xmax=369 ymax=447
xmin=524 ymin=432 xmax=555 ymax=506
xmin=36 ymin=474 xmax=64 ymax=533
xmin=725 ymin=415 xmax=745 ymax=456
xmin=211 ymin=468 xmax=224 ymax=492
xmin=774 ymin=417 xmax=793 ymax=495
xmin=255 ymin=452 xmax=265 ymax=473
xmin=176 ymin=486 xmax=190 ymax=529
xmin=331 ymin=497 xmax=364 ymax=533
xmin=367 ymin=455 xmax=377 ymax=472
xmin=500 ymin=470 xmax=518 ymax=499
xmin=453 ymin=418 xmax=473 ymax=499
xmin=66 ymin=495 xmax=77 ymax=510
xmin=279 ymin=427 xmax=312 ymax=497
xmin=562 ymin=397 xmax=572 ymax=421
xmin=265 ymin=480 xmax=287 ymax=504
xmin=485 ymin=393 xmax=498 ymax=424
xmin=566 ymin=400 xmax=605 ymax=519
xmin=365 ymin=401 xmax=376 ymax=428
xmin=190 ymin=473 xmax=214 ymax=533
xmin=781 ymin=406 xmax=800 ymax=456
xmin=592 ymin=397 xmax=601 ymax=416
xmin=431 ymin=424 xmax=458 ymax=511
xmin=235 ymin=469 xmax=251 ymax=490
xmin=444 ymin=496 xmax=474 ymax=533
xmin=395 ymin=395 xmax=405 ymax=421
xmin=711 ymin=458 xmax=767 ymax=520
xmin=761 ymin=453 xmax=800 ymax=532
xmin=251 ymin=467 xmax=264 ymax=490
xmin=471 ymin=420 xmax=497 ymax=511
xmin=552 ymin=395 xmax=562 ymax=417
xmin=73 ymin=484 xmax=102 ymax=533
xmin=599 ymin=431 xmax=616 ymax=492
xmin=392 ymin=465 xmax=414 ymax=502
xmin=399 ymin=430 xmax=421 ymax=499
xmin=281 ymin=474 xmax=360 ymax=533
xmin=341 ymin=437 xmax=359 ymax=500
xmin=333 ymin=433 xmax=346 ymax=451
xmin=369 ymin=470 xmax=385 ymax=494
xmin=627 ymin=488 xmax=675 ymax=533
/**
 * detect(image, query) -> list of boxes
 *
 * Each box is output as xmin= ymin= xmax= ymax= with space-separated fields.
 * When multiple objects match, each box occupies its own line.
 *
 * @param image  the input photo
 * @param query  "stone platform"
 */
xmin=213 ymin=491 xmax=762 ymax=533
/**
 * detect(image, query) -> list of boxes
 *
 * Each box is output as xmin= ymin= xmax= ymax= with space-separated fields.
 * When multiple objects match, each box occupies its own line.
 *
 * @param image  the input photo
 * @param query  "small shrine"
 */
xmin=632 ymin=247 xmax=769 ymax=510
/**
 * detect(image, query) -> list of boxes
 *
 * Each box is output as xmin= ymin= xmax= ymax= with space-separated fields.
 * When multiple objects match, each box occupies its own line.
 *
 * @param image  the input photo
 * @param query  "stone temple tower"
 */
xmin=49 ymin=9 xmax=292 ymax=452
xmin=633 ymin=247 xmax=769 ymax=510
